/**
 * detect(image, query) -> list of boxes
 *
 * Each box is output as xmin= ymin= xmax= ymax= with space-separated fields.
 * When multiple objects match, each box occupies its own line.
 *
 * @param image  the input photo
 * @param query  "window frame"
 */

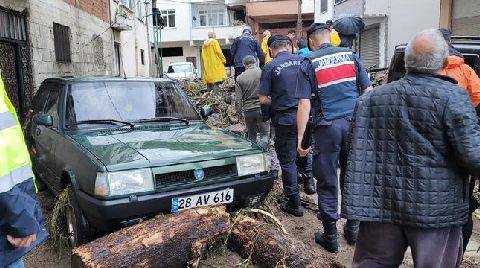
xmin=321 ymin=0 xmax=328 ymax=13
xmin=43 ymin=84 xmax=61 ymax=129
xmin=196 ymin=7 xmax=226 ymax=27
xmin=53 ymin=23 xmax=72 ymax=63
xmin=160 ymin=9 xmax=176 ymax=28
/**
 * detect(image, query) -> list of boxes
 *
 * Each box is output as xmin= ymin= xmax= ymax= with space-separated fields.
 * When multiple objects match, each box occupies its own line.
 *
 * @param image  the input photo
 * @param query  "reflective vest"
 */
xmin=0 ymin=71 xmax=35 ymax=193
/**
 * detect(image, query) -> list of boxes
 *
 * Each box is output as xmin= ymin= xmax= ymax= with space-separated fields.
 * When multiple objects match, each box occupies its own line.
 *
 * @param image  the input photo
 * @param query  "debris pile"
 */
xmin=182 ymin=78 xmax=241 ymax=129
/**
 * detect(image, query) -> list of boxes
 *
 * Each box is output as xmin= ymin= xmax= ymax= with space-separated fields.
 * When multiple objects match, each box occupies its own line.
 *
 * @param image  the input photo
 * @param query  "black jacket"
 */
xmin=341 ymin=72 xmax=480 ymax=228
xmin=231 ymin=34 xmax=265 ymax=68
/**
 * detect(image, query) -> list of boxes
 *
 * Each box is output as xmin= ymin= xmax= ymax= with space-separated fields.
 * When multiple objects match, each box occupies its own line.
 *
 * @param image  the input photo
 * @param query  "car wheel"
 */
xmin=64 ymin=186 xmax=94 ymax=247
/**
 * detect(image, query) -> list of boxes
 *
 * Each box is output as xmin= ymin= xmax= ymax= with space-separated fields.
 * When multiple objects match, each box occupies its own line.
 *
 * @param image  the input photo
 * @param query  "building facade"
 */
xmin=152 ymin=0 xmax=248 ymax=77
xmin=246 ymin=0 xmax=314 ymax=38
xmin=0 ymin=0 xmax=114 ymax=118
xmin=110 ymin=0 xmax=151 ymax=77
xmin=440 ymin=0 xmax=480 ymax=35
xmin=334 ymin=0 xmax=441 ymax=68
xmin=315 ymin=0 xmax=334 ymax=23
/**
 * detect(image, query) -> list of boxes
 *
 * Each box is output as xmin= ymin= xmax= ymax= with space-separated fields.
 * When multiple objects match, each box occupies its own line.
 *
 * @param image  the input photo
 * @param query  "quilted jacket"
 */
xmin=341 ymin=72 xmax=480 ymax=228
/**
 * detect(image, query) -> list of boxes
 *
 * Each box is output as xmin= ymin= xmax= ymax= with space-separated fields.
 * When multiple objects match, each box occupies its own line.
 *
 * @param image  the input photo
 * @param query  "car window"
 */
xmin=32 ymin=86 xmax=50 ymax=114
xmin=65 ymin=81 xmax=200 ymax=128
xmin=463 ymin=54 xmax=480 ymax=75
xmin=388 ymin=51 xmax=406 ymax=83
xmin=168 ymin=64 xmax=192 ymax=73
xmin=44 ymin=87 xmax=59 ymax=128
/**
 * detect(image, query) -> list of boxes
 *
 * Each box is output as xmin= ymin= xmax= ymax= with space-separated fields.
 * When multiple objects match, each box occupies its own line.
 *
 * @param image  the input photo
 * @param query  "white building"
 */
xmin=110 ymin=0 xmax=151 ymax=77
xmin=152 ymin=0 xmax=248 ymax=77
xmin=334 ymin=0 xmax=441 ymax=68
xmin=315 ymin=0 xmax=334 ymax=23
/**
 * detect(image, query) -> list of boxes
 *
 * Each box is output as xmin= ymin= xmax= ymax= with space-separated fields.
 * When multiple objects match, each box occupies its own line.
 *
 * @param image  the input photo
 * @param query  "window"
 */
xmin=161 ymin=10 xmax=175 ymax=28
xmin=32 ymin=87 xmax=50 ymax=114
xmin=136 ymin=1 xmax=144 ymax=20
xmin=53 ymin=23 xmax=71 ymax=63
xmin=120 ymin=0 xmax=131 ymax=9
xmin=198 ymin=8 xmax=225 ymax=27
xmin=160 ymin=47 xmax=183 ymax=57
xmin=321 ymin=0 xmax=328 ymax=13
xmin=44 ymin=87 xmax=59 ymax=127
xmin=114 ymin=43 xmax=121 ymax=76
xmin=140 ymin=49 xmax=145 ymax=65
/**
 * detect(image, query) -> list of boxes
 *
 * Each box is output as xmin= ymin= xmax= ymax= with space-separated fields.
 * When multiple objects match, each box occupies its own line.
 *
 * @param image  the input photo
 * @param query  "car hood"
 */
xmin=68 ymin=123 xmax=260 ymax=171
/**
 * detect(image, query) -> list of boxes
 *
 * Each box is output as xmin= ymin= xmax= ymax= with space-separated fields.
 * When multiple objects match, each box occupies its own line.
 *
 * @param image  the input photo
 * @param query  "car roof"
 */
xmin=42 ymin=76 xmax=174 ymax=84
xmin=394 ymin=36 xmax=480 ymax=52
xmin=168 ymin=62 xmax=193 ymax=66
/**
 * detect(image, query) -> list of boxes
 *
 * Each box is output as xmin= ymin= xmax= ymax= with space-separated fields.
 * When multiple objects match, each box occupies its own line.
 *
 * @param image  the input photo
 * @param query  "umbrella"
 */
xmin=333 ymin=14 xmax=365 ymax=35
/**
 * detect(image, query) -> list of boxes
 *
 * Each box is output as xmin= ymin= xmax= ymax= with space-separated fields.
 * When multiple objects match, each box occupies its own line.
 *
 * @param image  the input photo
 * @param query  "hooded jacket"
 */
xmin=0 ymin=71 xmax=48 ymax=266
xmin=201 ymin=38 xmax=227 ymax=84
xmin=261 ymin=35 xmax=273 ymax=64
xmin=231 ymin=33 xmax=265 ymax=68
xmin=442 ymin=55 xmax=480 ymax=107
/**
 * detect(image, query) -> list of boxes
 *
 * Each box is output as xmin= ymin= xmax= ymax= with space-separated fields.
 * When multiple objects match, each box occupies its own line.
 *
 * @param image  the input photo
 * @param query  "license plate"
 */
xmin=171 ymin=188 xmax=234 ymax=213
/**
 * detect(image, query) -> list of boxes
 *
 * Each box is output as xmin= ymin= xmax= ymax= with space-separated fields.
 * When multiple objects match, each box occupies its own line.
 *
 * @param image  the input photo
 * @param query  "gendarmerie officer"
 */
xmin=259 ymin=35 xmax=315 ymax=217
xmin=296 ymin=23 xmax=371 ymax=253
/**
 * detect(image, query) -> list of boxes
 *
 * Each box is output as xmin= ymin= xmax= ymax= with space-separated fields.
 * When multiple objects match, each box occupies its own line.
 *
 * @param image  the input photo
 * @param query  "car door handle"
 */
xmin=36 ymin=127 xmax=42 ymax=136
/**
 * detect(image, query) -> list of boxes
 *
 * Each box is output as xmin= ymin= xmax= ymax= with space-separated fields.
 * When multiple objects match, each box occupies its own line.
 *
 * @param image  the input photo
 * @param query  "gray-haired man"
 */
xmin=342 ymin=29 xmax=480 ymax=267
xmin=235 ymin=55 xmax=270 ymax=149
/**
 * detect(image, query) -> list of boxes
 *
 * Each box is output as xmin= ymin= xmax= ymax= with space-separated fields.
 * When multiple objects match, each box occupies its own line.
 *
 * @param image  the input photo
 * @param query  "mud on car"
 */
xmin=26 ymin=77 xmax=274 ymax=245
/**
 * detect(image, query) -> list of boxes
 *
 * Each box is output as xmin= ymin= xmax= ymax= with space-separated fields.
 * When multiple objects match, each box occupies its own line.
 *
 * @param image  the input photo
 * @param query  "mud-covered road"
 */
xmin=24 ymin=181 xmax=480 ymax=268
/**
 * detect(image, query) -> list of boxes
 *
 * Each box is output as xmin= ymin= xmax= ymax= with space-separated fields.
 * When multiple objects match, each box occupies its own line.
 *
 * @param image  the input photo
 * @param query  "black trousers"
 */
xmin=353 ymin=222 xmax=463 ymax=268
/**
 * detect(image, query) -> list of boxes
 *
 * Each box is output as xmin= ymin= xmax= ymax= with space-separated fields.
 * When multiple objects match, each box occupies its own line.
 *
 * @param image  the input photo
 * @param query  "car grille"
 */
xmin=154 ymin=164 xmax=237 ymax=187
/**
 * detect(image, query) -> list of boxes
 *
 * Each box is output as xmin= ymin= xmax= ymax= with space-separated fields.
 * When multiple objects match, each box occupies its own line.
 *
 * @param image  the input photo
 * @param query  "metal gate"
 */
xmin=0 ymin=7 xmax=33 ymax=119
xmin=359 ymin=26 xmax=380 ymax=68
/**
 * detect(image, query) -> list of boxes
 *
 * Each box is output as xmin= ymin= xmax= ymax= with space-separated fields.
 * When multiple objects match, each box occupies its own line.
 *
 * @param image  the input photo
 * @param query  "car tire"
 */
xmin=64 ymin=186 xmax=94 ymax=247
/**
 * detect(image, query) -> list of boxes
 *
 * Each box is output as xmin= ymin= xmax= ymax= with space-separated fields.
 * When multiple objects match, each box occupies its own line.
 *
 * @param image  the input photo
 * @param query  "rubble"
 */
xmin=182 ymin=78 xmax=242 ymax=129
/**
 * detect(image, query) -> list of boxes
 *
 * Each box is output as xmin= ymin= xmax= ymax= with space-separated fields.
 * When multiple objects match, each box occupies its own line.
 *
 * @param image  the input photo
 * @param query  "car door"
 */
xmin=31 ymin=82 xmax=62 ymax=191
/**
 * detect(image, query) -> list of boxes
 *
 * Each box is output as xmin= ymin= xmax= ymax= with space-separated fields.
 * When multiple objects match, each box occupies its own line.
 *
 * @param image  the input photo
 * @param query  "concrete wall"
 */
xmin=334 ymin=0 xmax=363 ymax=18
xmin=110 ymin=0 xmax=150 ymax=77
xmin=315 ymin=0 xmax=334 ymax=23
xmin=386 ymin=0 xmax=440 ymax=62
xmin=28 ymin=0 xmax=114 ymax=88
xmin=155 ymin=0 xmax=191 ymax=42
xmin=0 ymin=0 xmax=28 ymax=11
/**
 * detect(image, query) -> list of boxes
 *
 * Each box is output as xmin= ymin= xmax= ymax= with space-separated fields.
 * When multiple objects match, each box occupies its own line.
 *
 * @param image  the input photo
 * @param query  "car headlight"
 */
xmin=94 ymin=168 xmax=154 ymax=197
xmin=236 ymin=154 xmax=267 ymax=177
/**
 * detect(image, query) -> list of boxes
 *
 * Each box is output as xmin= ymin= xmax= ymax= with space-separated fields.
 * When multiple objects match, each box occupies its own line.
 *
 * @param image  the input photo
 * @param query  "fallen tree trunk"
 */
xmin=72 ymin=207 xmax=230 ymax=268
xmin=229 ymin=217 xmax=338 ymax=268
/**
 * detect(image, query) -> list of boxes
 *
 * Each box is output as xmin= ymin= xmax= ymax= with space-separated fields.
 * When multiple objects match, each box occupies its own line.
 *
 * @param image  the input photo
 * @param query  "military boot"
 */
xmin=344 ymin=220 xmax=360 ymax=245
xmin=303 ymin=173 xmax=316 ymax=195
xmin=315 ymin=221 xmax=338 ymax=253
xmin=280 ymin=194 xmax=304 ymax=217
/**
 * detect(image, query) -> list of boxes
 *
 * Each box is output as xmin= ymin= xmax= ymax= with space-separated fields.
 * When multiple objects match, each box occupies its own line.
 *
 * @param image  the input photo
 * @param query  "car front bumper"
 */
xmin=76 ymin=173 xmax=274 ymax=231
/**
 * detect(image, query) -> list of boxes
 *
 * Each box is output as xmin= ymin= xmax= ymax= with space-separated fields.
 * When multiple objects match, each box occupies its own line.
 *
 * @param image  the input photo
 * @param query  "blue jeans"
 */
xmin=7 ymin=259 xmax=25 ymax=268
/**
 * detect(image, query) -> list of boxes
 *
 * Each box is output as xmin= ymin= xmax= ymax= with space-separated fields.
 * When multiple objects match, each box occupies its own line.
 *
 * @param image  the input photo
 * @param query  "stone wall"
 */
xmin=29 ymin=0 xmax=114 ymax=89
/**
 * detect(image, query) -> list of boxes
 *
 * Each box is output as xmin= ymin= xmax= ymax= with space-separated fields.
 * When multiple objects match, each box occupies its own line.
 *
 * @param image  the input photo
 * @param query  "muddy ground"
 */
xmin=24 ymin=178 xmax=480 ymax=268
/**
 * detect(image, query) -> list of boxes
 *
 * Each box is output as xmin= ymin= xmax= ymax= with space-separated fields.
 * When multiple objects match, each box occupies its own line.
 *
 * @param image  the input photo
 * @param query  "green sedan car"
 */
xmin=26 ymin=77 xmax=274 ymax=245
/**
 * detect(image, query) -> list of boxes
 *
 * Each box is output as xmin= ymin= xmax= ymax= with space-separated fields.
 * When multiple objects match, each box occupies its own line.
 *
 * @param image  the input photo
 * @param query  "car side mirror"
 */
xmin=200 ymin=105 xmax=213 ymax=119
xmin=33 ymin=113 xmax=53 ymax=127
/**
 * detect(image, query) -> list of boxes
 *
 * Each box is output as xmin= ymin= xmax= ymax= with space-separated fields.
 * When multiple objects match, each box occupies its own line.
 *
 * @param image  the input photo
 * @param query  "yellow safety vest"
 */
xmin=0 ymin=70 xmax=35 ymax=193
xmin=261 ymin=35 xmax=273 ymax=63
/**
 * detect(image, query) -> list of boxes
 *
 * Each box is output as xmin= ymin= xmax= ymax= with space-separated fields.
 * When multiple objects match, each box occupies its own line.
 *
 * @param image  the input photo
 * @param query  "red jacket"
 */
xmin=442 ymin=55 xmax=480 ymax=107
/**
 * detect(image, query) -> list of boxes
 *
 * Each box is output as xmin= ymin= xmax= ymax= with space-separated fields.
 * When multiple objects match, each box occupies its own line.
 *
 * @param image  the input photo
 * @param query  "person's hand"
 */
xmin=7 ymin=234 xmax=37 ymax=248
xmin=297 ymin=146 xmax=311 ymax=157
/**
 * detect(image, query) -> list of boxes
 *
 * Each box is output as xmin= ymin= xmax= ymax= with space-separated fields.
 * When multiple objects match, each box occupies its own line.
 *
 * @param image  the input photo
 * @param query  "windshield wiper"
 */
xmin=133 ymin=116 xmax=189 ymax=125
xmin=68 ymin=119 xmax=135 ymax=129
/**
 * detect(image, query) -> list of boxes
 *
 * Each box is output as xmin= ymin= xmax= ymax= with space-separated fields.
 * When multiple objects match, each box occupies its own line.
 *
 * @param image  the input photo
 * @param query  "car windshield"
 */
xmin=168 ymin=64 xmax=192 ymax=73
xmin=65 ymin=81 xmax=200 ymax=129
